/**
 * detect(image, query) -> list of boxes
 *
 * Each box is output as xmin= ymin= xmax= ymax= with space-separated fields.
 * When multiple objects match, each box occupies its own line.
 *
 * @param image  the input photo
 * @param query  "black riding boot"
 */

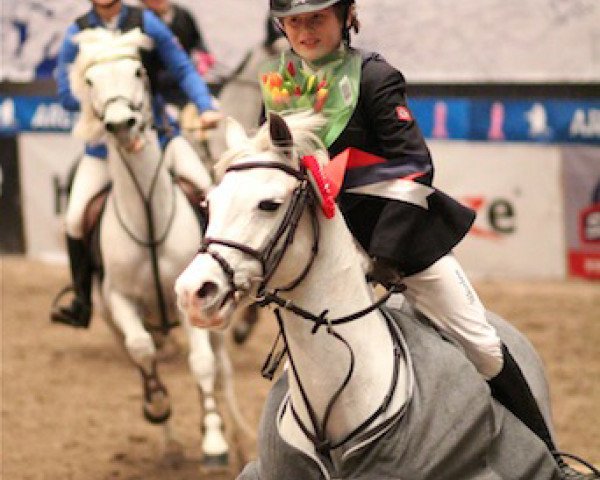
xmin=488 ymin=344 xmax=590 ymax=480
xmin=50 ymin=235 xmax=93 ymax=328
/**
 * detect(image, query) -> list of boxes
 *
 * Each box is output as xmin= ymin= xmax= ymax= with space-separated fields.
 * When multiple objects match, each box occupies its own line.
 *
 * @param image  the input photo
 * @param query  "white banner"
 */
xmin=16 ymin=135 xmax=569 ymax=279
xmin=429 ymin=141 xmax=566 ymax=279
xmin=18 ymin=133 xmax=84 ymax=262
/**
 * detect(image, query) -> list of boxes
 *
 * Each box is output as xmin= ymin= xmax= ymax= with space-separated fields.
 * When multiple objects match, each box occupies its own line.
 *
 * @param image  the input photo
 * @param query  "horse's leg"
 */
xmin=106 ymin=290 xmax=174 ymax=426
xmin=181 ymin=314 xmax=229 ymax=467
xmin=232 ymin=303 xmax=260 ymax=344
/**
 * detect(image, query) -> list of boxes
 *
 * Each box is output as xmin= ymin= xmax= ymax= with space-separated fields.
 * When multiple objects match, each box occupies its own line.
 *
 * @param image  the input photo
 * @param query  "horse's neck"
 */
xmin=277 ymin=212 xmax=409 ymax=444
xmin=107 ymin=131 xmax=173 ymax=236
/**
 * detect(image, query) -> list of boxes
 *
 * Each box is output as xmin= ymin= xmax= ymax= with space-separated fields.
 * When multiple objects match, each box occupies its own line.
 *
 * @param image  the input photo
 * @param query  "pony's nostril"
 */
xmin=196 ymin=281 xmax=218 ymax=300
xmin=106 ymin=122 xmax=116 ymax=133
xmin=126 ymin=117 xmax=136 ymax=128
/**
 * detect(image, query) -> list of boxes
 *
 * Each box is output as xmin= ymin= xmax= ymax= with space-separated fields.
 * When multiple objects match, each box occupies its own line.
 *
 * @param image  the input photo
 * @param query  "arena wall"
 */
xmin=4 ymin=128 xmax=599 ymax=280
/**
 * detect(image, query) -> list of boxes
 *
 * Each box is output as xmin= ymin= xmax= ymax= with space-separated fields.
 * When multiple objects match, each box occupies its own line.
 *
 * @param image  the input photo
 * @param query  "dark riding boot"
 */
xmin=50 ymin=235 xmax=93 ymax=328
xmin=488 ymin=344 xmax=591 ymax=480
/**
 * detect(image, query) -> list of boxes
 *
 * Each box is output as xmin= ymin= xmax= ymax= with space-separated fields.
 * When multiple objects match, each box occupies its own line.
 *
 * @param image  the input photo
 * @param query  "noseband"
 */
xmin=85 ymin=56 xmax=150 ymax=126
xmin=199 ymin=160 xmax=321 ymax=299
xmin=93 ymin=95 xmax=146 ymax=124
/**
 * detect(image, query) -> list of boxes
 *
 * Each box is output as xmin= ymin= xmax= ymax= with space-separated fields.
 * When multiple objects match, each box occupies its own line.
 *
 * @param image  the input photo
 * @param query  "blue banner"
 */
xmin=0 ymin=96 xmax=78 ymax=133
xmin=410 ymin=98 xmax=600 ymax=145
xmin=1 ymin=94 xmax=599 ymax=145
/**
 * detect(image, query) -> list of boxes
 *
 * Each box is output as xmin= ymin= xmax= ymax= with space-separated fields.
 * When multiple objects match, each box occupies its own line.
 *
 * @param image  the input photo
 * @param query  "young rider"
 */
xmin=264 ymin=1 xmax=584 ymax=478
xmin=138 ymin=0 xmax=215 ymax=108
xmin=51 ymin=0 xmax=221 ymax=329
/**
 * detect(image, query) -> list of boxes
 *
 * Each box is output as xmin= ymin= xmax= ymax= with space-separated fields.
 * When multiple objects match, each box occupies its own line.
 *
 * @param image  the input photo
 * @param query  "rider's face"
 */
xmin=280 ymin=7 xmax=343 ymax=63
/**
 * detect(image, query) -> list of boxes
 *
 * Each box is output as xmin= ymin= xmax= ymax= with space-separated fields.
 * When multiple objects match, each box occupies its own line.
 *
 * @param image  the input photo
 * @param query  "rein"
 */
xmin=201 ymin=158 xmax=407 ymax=457
xmin=89 ymin=58 xmax=177 ymax=334
xmin=112 ymin=139 xmax=178 ymax=335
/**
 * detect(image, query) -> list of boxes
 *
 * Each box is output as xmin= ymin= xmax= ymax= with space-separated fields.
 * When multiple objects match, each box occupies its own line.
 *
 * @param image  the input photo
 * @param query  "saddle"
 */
xmin=82 ymin=177 xmax=208 ymax=242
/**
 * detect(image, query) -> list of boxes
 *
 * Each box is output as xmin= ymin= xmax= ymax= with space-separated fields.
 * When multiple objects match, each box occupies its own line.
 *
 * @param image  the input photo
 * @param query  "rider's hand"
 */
xmin=199 ymin=110 xmax=223 ymax=130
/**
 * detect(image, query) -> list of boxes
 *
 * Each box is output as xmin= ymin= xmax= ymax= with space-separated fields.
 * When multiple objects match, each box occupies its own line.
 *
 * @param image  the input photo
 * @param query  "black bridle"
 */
xmin=199 ymin=158 xmax=405 ymax=458
xmin=200 ymin=160 xmax=321 ymax=298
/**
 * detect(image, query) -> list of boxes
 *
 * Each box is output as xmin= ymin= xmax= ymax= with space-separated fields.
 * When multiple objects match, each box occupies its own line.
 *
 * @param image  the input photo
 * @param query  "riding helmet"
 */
xmin=269 ymin=0 xmax=352 ymax=17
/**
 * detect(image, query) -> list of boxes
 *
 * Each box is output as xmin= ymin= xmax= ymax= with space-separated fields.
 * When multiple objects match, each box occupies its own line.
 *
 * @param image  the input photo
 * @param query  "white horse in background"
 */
xmin=68 ymin=27 xmax=242 ymax=468
xmin=174 ymin=112 xmax=574 ymax=479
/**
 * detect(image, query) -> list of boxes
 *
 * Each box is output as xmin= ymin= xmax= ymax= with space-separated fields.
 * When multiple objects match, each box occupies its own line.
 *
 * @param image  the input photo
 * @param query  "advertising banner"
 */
xmin=18 ymin=133 xmax=84 ymax=261
xmin=0 ymin=96 xmax=77 ymax=133
xmin=412 ymin=98 xmax=600 ymax=145
xmin=429 ymin=141 xmax=565 ymax=279
xmin=562 ymin=147 xmax=600 ymax=279
xmin=0 ymin=135 xmax=26 ymax=253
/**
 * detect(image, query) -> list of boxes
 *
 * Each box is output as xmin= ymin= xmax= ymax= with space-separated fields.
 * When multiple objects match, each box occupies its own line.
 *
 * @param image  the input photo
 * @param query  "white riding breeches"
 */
xmin=65 ymin=136 xmax=212 ymax=239
xmin=164 ymin=136 xmax=213 ymax=193
xmin=402 ymin=254 xmax=503 ymax=380
xmin=65 ymin=154 xmax=110 ymax=238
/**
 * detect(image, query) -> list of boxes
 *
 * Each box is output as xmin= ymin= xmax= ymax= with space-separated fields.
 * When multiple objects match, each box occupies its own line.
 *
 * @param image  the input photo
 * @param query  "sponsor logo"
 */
xmin=570 ymin=252 xmax=600 ymax=278
xmin=525 ymin=102 xmax=551 ymax=139
xmin=432 ymin=101 xmax=449 ymax=139
xmin=0 ymin=98 xmax=16 ymax=129
xmin=580 ymin=205 xmax=600 ymax=243
xmin=487 ymin=102 xmax=505 ymax=140
xmin=31 ymin=103 xmax=75 ymax=130
xmin=395 ymin=106 xmax=412 ymax=122
xmin=584 ymin=257 xmax=600 ymax=275
xmin=569 ymin=108 xmax=600 ymax=139
xmin=462 ymin=196 xmax=516 ymax=239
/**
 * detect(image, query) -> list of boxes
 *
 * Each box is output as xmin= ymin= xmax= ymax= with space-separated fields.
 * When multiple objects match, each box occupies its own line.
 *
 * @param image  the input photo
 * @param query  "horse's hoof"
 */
xmin=202 ymin=452 xmax=229 ymax=468
xmin=143 ymin=402 xmax=172 ymax=424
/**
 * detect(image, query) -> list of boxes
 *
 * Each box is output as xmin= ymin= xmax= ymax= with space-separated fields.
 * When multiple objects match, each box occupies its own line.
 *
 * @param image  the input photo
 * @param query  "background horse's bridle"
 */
xmin=199 ymin=159 xmax=405 ymax=458
xmin=88 ymin=58 xmax=177 ymax=334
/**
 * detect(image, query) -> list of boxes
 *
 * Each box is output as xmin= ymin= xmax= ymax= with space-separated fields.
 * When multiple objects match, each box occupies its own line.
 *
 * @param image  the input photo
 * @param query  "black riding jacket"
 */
xmin=331 ymin=50 xmax=475 ymax=276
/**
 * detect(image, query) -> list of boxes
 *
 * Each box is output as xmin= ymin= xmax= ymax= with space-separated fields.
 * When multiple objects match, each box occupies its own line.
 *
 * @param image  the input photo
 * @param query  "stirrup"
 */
xmin=554 ymin=451 xmax=600 ymax=479
xmin=50 ymin=286 xmax=92 ymax=328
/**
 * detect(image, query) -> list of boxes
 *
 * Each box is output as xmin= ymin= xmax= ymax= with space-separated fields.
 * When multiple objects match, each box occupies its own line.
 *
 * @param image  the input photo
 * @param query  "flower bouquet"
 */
xmin=261 ymin=58 xmax=330 ymax=113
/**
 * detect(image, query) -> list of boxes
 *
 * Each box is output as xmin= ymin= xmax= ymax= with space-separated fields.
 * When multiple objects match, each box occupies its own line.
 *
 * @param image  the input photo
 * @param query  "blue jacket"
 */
xmin=55 ymin=5 xmax=214 ymax=157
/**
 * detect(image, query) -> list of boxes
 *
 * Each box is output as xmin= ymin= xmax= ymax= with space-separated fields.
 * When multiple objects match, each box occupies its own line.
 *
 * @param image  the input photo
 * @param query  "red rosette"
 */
xmin=301 ymin=155 xmax=336 ymax=219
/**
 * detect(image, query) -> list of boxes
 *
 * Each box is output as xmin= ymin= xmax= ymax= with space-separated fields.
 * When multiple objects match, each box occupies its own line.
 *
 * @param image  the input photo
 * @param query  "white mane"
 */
xmin=69 ymin=28 xmax=153 ymax=141
xmin=216 ymin=110 xmax=329 ymax=179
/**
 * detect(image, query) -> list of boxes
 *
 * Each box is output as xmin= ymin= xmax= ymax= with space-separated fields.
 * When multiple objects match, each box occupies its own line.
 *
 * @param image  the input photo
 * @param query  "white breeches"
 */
xmin=402 ymin=254 xmax=503 ymax=379
xmin=65 ymin=155 xmax=110 ymax=238
xmin=65 ymin=136 xmax=212 ymax=238
xmin=163 ymin=136 xmax=213 ymax=193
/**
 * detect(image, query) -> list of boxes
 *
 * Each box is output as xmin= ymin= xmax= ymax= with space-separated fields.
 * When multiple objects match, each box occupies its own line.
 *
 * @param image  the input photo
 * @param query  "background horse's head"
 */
xmin=175 ymin=111 xmax=329 ymax=329
xmin=70 ymin=28 xmax=153 ymax=151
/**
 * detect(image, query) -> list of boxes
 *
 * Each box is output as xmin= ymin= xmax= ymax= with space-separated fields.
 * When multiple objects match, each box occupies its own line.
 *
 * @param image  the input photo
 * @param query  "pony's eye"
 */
xmin=85 ymin=77 xmax=93 ymax=87
xmin=258 ymin=199 xmax=282 ymax=212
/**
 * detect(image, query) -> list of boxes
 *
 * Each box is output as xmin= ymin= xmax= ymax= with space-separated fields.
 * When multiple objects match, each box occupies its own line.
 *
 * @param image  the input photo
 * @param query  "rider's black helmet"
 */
xmin=269 ymin=0 xmax=357 ymax=44
xmin=270 ymin=0 xmax=351 ymax=18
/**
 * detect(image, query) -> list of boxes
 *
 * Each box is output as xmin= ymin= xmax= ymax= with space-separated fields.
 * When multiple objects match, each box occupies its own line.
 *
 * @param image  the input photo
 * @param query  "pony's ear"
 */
xmin=224 ymin=116 xmax=249 ymax=149
xmin=268 ymin=112 xmax=293 ymax=150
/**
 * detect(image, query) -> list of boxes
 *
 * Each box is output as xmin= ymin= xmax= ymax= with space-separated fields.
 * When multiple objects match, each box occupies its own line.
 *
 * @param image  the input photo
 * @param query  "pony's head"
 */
xmin=175 ymin=111 xmax=330 ymax=329
xmin=70 ymin=28 xmax=154 ymax=151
